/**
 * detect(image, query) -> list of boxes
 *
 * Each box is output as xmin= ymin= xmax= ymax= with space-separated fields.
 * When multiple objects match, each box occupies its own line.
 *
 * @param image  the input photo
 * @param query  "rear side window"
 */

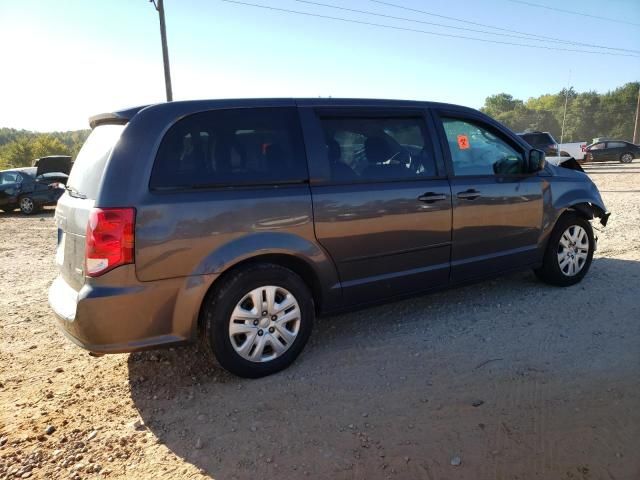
xmin=319 ymin=116 xmax=437 ymax=182
xmin=67 ymin=124 xmax=125 ymax=199
xmin=520 ymin=133 xmax=554 ymax=147
xmin=606 ymin=142 xmax=626 ymax=148
xmin=150 ymin=107 xmax=307 ymax=189
xmin=1 ymin=172 xmax=19 ymax=184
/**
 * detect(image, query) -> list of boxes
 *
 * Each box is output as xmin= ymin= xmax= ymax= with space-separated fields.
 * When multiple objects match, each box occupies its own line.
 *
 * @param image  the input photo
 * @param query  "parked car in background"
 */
xmin=558 ymin=141 xmax=587 ymax=161
xmin=49 ymin=99 xmax=610 ymax=378
xmin=585 ymin=140 xmax=639 ymax=163
xmin=0 ymin=155 xmax=71 ymax=214
xmin=516 ymin=131 xmax=583 ymax=169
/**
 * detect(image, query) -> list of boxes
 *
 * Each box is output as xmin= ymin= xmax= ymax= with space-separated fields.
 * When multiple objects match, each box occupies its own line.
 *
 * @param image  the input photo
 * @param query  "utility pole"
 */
xmin=151 ymin=0 xmax=173 ymax=101
xmin=560 ymin=70 xmax=571 ymax=146
xmin=633 ymin=84 xmax=640 ymax=144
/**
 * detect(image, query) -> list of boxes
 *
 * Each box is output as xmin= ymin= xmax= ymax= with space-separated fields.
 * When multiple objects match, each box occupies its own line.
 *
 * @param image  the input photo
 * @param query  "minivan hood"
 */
xmin=34 ymin=156 xmax=72 ymax=176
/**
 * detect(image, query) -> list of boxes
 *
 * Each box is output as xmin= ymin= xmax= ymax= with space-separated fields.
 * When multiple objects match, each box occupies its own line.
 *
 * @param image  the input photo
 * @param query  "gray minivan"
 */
xmin=49 ymin=99 xmax=610 ymax=377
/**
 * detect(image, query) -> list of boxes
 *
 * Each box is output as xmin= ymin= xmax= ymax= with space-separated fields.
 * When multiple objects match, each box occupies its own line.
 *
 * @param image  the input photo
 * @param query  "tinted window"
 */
xmin=606 ymin=141 xmax=626 ymax=148
xmin=520 ymin=133 xmax=554 ymax=147
xmin=443 ymin=118 xmax=525 ymax=176
xmin=151 ymin=107 xmax=307 ymax=189
xmin=319 ymin=116 xmax=437 ymax=182
xmin=589 ymin=142 xmax=606 ymax=150
xmin=1 ymin=172 xmax=19 ymax=184
xmin=67 ymin=124 xmax=125 ymax=199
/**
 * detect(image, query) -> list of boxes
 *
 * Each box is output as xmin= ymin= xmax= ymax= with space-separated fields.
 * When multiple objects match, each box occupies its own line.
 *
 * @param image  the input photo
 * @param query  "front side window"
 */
xmin=589 ymin=142 xmax=606 ymax=150
xmin=151 ymin=107 xmax=307 ymax=189
xmin=319 ymin=116 xmax=437 ymax=182
xmin=442 ymin=118 xmax=525 ymax=176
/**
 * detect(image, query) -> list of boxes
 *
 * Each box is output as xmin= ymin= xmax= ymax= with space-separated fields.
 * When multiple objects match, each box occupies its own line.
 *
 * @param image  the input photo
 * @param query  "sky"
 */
xmin=0 ymin=0 xmax=638 ymax=131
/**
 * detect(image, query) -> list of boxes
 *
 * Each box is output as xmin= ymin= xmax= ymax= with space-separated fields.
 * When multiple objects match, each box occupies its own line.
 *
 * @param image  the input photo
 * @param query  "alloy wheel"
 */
xmin=228 ymin=285 xmax=301 ymax=362
xmin=20 ymin=197 xmax=34 ymax=214
xmin=621 ymin=153 xmax=633 ymax=163
xmin=557 ymin=225 xmax=589 ymax=276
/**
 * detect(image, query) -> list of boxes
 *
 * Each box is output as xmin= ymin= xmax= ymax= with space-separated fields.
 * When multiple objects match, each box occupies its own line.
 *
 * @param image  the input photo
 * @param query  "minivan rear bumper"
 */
xmin=48 ymin=266 xmax=217 ymax=354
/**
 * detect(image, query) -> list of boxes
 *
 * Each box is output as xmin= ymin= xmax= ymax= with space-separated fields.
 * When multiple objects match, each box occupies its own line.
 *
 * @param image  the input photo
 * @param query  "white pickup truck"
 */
xmin=558 ymin=141 xmax=587 ymax=161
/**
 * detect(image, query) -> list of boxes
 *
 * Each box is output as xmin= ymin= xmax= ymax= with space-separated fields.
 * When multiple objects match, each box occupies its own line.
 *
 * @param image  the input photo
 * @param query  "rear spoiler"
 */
xmin=89 ymin=105 xmax=149 ymax=129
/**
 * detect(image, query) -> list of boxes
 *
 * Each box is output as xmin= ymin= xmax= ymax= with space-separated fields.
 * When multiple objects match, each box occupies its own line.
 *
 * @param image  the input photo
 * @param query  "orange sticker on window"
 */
xmin=457 ymin=134 xmax=470 ymax=150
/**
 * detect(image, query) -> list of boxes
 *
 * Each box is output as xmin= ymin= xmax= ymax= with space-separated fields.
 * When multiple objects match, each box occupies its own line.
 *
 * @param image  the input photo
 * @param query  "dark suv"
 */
xmin=49 ymin=99 xmax=609 ymax=377
xmin=517 ymin=131 xmax=559 ymax=156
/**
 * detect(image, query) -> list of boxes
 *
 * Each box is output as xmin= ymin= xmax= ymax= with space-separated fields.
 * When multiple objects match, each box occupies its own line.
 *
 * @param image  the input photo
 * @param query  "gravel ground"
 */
xmin=1 ymin=161 xmax=639 ymax=480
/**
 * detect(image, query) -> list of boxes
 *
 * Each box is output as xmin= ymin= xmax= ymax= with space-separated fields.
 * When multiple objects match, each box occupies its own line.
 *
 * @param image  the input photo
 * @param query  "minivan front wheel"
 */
xmin=535 ymin=212 xmax=594 ymax=287
xmin=203 ymin=263 xmax=314 ymax=378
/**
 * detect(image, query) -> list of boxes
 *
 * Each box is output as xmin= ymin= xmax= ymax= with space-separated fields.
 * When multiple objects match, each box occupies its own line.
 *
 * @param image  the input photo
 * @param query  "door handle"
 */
xmin=457 ymin=189 xmax=481 ymax=200
xmin=418 ymin=192 xmax=447 ymax=203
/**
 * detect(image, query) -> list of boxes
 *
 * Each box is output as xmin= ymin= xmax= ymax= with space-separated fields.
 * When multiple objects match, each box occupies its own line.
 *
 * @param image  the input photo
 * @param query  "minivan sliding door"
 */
xmin=300 ymin=106 xmax=452 ymax=306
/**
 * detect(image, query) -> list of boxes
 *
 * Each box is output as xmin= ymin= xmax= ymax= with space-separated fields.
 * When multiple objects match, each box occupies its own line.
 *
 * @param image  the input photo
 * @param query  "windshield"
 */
xmin=66 ymin=124 xmax=125 ymax=199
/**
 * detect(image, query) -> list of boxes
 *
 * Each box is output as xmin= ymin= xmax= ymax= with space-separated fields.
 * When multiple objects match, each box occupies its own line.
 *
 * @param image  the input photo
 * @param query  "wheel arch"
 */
xmin=196 ymin=251 xmax=336 ymax=339
xmin=567 ymin=202 xmax=606 ymax=223
xmin=552 ymin=183 xmax=610 ymax=227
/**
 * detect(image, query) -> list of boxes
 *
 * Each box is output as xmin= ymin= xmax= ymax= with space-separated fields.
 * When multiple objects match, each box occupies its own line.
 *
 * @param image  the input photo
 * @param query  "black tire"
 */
xmin=19 ymin=196 xmax=37 ymax=215
xmin=534 ymin=212 xmax=594 ymax=287
xmin=620 ymin=152 xmax=634 ymax=164
xmin=203 ymin=263 xmax=315 ymax=378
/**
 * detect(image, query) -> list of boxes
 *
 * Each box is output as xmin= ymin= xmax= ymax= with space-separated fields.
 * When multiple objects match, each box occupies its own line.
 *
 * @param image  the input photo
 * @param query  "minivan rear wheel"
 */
xmin=203 ymin=263 xmax=314 ymax=378
xmin=534 ymin=212 xmax=594 ymax=287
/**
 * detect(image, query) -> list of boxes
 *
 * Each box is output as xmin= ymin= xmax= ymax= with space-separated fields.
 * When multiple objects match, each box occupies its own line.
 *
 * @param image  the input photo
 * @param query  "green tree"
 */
xmin=481 ymin=93 xmax=523 ymax=117
xmin=0 ymin=136 xmax=35 ymax=168
xmin=0 ymin=134 xmax=71 ymax=169
xmin=481 ymin=82 xmax=639 ymax=143
xmin=31 ymin=135 xmax=70 ymax=159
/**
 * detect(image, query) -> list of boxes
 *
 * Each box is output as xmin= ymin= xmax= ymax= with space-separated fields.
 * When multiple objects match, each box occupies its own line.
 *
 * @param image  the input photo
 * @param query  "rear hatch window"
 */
xmin=56 ymin=124 xmax=125 ymax=290
xmin=521 ymin=133 xmax=554 ymax=148
xmin=66 ymin=124 xmax=125 ymax=199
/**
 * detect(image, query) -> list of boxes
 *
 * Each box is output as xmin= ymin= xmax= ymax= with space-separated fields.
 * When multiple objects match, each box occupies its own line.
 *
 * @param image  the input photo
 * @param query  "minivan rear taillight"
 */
xmin=85 ymin=208 xmax=135 ymax=277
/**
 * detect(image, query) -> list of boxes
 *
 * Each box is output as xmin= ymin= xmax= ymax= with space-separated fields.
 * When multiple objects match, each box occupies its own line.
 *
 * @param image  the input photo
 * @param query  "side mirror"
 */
xmin=529 ymin=149 xmax=546 ymax=172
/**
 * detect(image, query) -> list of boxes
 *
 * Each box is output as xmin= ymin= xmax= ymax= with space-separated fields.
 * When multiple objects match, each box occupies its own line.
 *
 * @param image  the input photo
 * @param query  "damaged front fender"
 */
xmin=548 ymin=164 xmax=611 ymax=226
xmin=571 ymin=202 xmax=610 ymax=226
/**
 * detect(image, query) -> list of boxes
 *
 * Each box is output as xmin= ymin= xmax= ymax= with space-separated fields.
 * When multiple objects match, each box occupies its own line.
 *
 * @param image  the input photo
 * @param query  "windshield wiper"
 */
xmin=65 ymin=185 xmax=87 ymax=199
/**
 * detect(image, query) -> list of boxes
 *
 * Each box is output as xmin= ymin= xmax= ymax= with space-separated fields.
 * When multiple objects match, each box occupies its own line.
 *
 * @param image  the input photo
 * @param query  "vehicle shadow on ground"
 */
xmin=0 ymin=208 xmax=55 ymax=219
xmin=583 ymin=161 xmax=640 ymax=175
xmin=127 ymin=256 xmax=640 ymax=479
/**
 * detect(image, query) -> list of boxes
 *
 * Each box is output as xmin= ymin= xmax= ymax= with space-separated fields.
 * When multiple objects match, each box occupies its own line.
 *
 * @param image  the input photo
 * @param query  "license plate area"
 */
xmin=56 ymin=229 xmax=66 ymax=266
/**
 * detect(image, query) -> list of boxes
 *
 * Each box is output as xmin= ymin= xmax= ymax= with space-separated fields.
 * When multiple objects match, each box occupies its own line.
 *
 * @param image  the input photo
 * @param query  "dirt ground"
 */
xmin=1 ymin=161 xmax=639 ymax=480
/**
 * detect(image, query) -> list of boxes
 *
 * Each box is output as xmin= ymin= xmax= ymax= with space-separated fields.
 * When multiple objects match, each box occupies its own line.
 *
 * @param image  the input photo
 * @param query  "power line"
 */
xmin=221 ymin=0 xmax=640 ymax=58
xmin=292 ymin=0 xmax=640 ymax=54
xmin=368 ymin=0 xmax=640 ymax=53
xmin=368 ymin=0 xmax=566 ymax=40
xmin=507 ymin=0 xmax=640 ymax=28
